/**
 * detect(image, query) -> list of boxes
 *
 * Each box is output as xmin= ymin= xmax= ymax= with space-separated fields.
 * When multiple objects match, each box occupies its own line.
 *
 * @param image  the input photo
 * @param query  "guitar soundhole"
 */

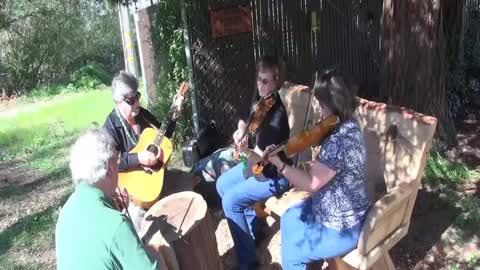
xmin=146 ymin=144 xmax=159 ymax=157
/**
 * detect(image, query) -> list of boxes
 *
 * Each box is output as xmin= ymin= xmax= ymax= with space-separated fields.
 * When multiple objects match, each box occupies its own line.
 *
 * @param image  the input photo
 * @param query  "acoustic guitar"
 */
xmin=118 ymin=82 xmax=190 ymax=209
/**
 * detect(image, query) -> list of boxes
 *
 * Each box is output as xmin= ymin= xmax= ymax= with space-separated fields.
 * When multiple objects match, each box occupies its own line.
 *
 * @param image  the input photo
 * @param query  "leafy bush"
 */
xmin=423 ymin=150 xmax=480 ymax=186
xmin=149 ymin=0 xmax=192 ymax=145
xmin=0 ymin=0 xmax=122 ymax=96
xmin=454 ymin=195 xmax=480 ymax=228
xmin=70 ymin=64 xmax=113 ymax=89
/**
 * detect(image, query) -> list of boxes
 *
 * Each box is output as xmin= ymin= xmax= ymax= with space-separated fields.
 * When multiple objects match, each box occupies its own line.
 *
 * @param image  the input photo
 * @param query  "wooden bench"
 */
xmin=260 ymin=82 xmax=438 ymax=270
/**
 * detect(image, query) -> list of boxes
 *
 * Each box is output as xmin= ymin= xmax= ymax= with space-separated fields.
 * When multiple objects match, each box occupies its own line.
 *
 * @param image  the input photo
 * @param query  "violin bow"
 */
xmin=293 ymin=71 xmax=319 ymax=167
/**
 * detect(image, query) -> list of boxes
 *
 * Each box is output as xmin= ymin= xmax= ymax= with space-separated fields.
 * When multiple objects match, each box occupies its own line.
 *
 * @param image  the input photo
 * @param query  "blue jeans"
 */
xmin=216 ymin=163 xmax=289 ymax=269
xmin=281 ymin=199 xmax=362 ymax=270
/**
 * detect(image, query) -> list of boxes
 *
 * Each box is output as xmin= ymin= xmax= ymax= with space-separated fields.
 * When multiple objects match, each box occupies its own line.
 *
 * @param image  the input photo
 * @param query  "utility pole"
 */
xmin=134 ymin=8 xmax=158 ymax=108
xmin=118 ymin=2 xmax=139 ymax=78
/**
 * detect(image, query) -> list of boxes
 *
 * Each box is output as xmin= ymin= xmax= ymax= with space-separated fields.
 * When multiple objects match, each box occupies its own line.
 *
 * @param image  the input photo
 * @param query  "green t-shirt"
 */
xmin=55 ymin=182 xmax=158 ymax=270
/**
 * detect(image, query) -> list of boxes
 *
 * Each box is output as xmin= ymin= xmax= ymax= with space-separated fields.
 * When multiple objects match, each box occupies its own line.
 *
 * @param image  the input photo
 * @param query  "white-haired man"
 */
xmin=55 ymin=129 xmax=160 ymax=270
xmin=103 ymin=70 xmax=175 ymax=171
xmin=103 ymin=71 xmax=193 ymax=231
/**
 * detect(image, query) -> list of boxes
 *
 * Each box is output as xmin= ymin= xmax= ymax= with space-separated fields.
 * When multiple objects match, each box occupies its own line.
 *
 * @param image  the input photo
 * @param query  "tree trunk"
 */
xmin=381 ymin=0 xmax=456 ymax=145
xmin=139 ymin=191 xmax=222 ymax=270
xmin=443 ymin=0 xmax=465 ymax=66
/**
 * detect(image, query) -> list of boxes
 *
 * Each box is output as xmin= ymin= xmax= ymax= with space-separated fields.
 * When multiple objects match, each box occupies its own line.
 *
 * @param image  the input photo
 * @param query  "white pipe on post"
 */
xmin=118 ymin=3 xmax=139 ymax=78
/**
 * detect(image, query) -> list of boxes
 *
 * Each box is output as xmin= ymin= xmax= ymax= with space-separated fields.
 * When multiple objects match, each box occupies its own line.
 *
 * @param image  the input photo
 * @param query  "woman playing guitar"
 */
xmin=216 ymin=55 xmax=291 ymax=270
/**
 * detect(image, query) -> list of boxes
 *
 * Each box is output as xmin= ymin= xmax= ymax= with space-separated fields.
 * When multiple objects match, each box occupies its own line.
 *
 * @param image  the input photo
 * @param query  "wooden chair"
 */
xmin=263 ymin=84 xmax=438 ymax=270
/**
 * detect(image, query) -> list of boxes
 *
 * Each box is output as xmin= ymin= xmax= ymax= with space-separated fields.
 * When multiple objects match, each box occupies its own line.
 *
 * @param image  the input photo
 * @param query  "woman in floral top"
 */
xmin=265 ymin=69 xmax=370 ymax=270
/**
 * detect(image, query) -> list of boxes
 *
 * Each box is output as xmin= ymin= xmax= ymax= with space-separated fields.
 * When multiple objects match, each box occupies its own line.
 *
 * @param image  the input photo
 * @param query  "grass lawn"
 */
xmin=0 ymin=88 xmax=114 ymax=269
xmin=0 ymin=89 xmax=114 ymax=160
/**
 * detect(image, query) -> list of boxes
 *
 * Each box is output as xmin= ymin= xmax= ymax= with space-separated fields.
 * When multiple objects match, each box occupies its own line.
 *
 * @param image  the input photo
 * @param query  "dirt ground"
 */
xmin=0 ymin=114 xmax=479 ymax=270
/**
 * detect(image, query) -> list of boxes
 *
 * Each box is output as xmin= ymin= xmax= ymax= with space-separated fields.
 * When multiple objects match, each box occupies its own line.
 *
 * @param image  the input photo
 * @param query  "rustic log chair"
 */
xmin=258 ymin=82 xmax=437 ymax=270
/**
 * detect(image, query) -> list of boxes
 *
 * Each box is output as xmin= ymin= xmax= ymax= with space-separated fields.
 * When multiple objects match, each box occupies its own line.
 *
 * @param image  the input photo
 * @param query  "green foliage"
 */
xmin=455 ymin=195 xmax=480 ymax=228
xmin=449 ymin=264 xmax=458 ymax=270
xmin=70 ymin=64 xmax=113 ymax=89
xmin=20 ymin=64 xmax=114 ymax=100
xmin=0 ymin=0 xmax=122 ymax=95
xmin=423 ymin=150 xmax=480 ymax=186
xmin=469 ymin=254 xmax=479 ymax=268
xmin=149 ymin=0 xmax=192 ymax=145
xmin=26 ymin=85 xmax=66 ymax=100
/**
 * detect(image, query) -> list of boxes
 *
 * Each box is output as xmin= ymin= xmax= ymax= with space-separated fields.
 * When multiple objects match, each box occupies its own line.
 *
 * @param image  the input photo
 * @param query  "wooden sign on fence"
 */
xmin=210 ymin=5 xmax=252 ymax=39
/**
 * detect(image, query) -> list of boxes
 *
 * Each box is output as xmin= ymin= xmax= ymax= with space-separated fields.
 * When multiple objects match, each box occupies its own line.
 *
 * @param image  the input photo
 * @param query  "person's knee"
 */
xmin=281 ymin=242 xmax=302 ymax=268
xmin=221 ymin=191 xmax=248 ymax=213
xmin=216 ymin=174 xmax=228 ymax=198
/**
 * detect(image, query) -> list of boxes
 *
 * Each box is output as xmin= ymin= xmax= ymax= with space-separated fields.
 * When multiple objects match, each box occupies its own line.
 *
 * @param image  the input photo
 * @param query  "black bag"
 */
xmin=182 ymin=121 xmax=219 ymax=167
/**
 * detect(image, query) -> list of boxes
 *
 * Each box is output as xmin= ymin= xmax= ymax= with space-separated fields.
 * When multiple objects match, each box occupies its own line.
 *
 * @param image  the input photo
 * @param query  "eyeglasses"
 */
xmin=257 ymin=77 xmax=273 ymax=85
xmin=124 ymin=92 xmax=141 ymax=106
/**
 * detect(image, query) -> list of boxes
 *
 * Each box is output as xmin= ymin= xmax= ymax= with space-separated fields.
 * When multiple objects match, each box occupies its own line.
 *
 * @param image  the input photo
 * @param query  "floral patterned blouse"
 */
xmin=312 ymin=118 xmax=370 ymax=230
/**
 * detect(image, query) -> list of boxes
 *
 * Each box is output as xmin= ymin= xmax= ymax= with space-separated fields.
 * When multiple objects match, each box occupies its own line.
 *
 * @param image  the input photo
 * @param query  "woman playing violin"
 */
xmin=264 ymin=69 xmax=370 ymax=270
xmin=216 ymin=55 xmax=290 ymax=270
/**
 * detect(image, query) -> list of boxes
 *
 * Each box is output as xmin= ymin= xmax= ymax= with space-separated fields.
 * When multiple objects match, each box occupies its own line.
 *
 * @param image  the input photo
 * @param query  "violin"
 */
xmin=234 ymin=93 xmax=277 ymax=159
xmin=251 ymin=114 xmax=340 ymax=175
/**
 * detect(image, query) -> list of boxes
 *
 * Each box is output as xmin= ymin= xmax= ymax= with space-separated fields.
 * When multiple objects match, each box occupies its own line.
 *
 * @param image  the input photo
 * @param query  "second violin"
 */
xmin=234 ymin=92 xmax=277 ymax=160
xmin=252 ymin=114 xmax=340 ymax=175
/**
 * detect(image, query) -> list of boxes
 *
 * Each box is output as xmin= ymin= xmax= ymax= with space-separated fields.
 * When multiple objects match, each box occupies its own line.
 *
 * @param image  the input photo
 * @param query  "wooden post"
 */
xmin=139 ymin=191 xmax=222 ymax=270
xmin=134 ymin=7 xmax=159 ymax=108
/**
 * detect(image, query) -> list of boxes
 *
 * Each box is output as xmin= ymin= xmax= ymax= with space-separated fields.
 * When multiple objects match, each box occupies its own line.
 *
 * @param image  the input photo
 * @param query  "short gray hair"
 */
xmin=111 ymin=70 xmax=139 ymax=103
xmin=69 ymin=128 xmax=117 ymax=185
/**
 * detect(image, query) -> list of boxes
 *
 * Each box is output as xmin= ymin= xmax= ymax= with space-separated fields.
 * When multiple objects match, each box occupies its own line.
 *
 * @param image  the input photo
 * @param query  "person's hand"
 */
xmin=138 ymin=150 xmax=158 ymax=166
xmin=113 ymin=188 xmax=129 ymax=212
xmin=233 ymin=120 xmax=246 ymax=144
xmin=263 ymin=144 xmax=283 ymax=167
xmin=233 ymin=128 xmax=247 ymax=146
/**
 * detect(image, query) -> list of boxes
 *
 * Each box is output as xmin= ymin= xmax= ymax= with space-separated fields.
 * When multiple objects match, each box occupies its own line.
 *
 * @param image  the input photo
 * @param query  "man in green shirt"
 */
xmin=55 ymin=128 xmax=160 ymax=269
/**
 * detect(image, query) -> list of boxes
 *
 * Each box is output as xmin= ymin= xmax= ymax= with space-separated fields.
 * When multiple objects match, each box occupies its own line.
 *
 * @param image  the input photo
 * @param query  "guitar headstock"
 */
xmin=178 ymin=81 xmax=190 ymax=97
xmin=171 ymin=82 xmax=190 ymax=119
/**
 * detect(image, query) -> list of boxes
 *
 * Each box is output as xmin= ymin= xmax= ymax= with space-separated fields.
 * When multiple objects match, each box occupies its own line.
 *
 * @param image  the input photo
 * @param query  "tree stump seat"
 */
xmin=139 ymin=191 xmax=223 ymax=270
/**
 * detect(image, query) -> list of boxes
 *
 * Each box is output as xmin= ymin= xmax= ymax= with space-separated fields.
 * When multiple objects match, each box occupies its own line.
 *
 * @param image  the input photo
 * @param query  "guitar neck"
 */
xmin=153 ymin=106 xmax=176 ymax=145
xmin=152 ymin=81 xmax=189 ymax=146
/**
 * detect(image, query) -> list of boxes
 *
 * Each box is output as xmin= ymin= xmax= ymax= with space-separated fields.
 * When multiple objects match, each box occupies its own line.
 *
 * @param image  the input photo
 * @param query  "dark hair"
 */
xmin=256 ymin=55 xmax=287 ymax=88
xmin=313 ymin=68 xmax=358 ymax=122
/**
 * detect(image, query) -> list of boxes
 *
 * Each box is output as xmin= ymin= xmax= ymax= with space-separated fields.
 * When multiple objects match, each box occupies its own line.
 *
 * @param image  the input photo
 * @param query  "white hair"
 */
xmin=69 ymin=128 xmax=117 ymax=185
xmin=111 ymin=70 xmax=139 ymax=103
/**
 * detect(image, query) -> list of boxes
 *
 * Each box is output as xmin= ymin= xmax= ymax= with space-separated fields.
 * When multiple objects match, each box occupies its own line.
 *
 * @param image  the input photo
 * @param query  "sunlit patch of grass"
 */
xmin=0 ymin=89 xmax=113 ymax=167
xmin=423 ymin=150 xmax=480 ymax=186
